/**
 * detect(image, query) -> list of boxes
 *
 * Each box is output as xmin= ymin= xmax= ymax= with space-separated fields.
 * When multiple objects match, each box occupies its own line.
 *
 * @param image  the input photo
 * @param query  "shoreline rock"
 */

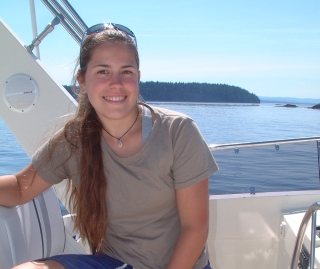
xmin=311 ymin=103 xmax=320 ymax=109
xmin=275 ymin=104 xmax=298 ymax=108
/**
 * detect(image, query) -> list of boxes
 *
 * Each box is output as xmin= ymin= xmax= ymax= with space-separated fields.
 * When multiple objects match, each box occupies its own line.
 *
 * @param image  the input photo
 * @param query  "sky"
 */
xmin=1 ymin=0 xmax=320 ymax=99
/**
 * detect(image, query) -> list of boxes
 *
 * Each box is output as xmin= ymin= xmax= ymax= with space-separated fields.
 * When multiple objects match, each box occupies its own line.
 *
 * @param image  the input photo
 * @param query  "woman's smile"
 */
xmin=103 ymin=96 xmax=126 ymax=102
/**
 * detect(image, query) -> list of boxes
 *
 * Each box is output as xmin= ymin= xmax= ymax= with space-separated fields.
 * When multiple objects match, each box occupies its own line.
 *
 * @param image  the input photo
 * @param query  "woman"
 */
xmin=0 ymin=23 xmax=218 ymax=269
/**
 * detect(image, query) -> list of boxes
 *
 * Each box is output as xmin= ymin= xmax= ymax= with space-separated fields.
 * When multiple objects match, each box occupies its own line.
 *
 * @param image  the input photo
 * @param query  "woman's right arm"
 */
xmin=0 ymin=163 xmax=52 ymax=207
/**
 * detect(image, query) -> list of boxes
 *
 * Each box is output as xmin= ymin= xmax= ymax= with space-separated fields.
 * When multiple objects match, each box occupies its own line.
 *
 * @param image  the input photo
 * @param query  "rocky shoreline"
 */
xmin=311 ymin=103 xmax=320 ymax=109
xmin=275 ymin=103 xmax=320 ymax=109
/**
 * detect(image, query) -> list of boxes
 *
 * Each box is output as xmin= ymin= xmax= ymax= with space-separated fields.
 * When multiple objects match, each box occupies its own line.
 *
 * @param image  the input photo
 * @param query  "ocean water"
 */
xmin=150 ymin=102 xmax=320 ymax=194
xmin=1 ymin=101 xmax=320 ymax=194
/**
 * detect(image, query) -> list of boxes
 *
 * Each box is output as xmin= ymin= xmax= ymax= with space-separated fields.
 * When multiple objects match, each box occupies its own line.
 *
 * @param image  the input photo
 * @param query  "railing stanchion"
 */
xmin=317 ymin=141 xmax=320 ymax=181
xmin=310 ymin=211 xmax=317 ymax=269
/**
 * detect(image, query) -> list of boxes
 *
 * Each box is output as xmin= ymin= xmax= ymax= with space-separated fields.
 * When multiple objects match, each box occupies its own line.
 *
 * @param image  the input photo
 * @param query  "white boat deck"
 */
xmin=207 ymin=191 xmax=320 ymax=268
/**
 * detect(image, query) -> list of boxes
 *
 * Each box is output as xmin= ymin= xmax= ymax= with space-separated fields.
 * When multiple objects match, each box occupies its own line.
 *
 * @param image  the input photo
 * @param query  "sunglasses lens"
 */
xmin=113 ymin=24 xmax=135 ymax=37
xmin=113 ymin=24 xmax=137 ymax=47
xmin=86 ymin=23 xmax=108 ymax=35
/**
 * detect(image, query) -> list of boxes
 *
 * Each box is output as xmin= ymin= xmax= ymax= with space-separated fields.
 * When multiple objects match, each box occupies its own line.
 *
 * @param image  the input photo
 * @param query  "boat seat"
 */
xmin=0 ymin=187 xmax=83 ymax=269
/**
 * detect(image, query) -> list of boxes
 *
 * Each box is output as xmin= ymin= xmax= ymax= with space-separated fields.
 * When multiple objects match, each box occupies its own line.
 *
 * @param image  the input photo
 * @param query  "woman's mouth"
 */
xmin=103 ymin=96 xmax=126 ymax=102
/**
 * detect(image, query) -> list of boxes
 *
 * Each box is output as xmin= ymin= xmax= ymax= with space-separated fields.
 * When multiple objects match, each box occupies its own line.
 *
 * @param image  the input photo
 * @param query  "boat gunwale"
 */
xmin=210 ymin=189 xmax=320 ymax=200
xmin=209 ymin=136 xmax=320 ymax=151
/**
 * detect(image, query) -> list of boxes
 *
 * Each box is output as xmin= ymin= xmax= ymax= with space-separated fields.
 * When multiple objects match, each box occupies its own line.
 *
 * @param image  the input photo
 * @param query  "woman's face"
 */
xmin=78 ymin=42 xmax=140 ymax=122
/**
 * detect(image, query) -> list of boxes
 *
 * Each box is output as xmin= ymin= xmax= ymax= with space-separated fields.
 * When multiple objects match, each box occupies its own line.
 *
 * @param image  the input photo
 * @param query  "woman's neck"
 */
xmin=101 ymin=105 xmax=143 ymax=155
xmin=101 ymin=105 xmax=140 ymax=137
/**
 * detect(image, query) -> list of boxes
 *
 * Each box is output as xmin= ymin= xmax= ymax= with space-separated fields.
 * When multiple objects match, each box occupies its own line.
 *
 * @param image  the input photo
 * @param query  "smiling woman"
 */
xmin=1 ymin=23 xmax=218 ymax=269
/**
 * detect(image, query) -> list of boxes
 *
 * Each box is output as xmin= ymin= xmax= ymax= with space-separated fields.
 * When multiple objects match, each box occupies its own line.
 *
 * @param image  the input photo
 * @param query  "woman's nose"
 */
xmin=109 ymin=73 xmax=122 ymax=87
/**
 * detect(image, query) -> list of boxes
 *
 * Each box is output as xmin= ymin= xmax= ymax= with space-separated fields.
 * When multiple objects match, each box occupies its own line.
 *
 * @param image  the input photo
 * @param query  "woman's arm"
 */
xmin=166 ymin=178 xmax=209 ymax=269
xmin=0 ymin=163 xmax=52 ymax=207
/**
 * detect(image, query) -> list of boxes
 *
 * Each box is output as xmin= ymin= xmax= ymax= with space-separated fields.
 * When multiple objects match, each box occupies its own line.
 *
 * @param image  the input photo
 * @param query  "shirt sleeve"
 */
xmin=172 ymin=118 xmax=218 ymax=189
xmin=32 ymin=136 xmax=77 ymax=185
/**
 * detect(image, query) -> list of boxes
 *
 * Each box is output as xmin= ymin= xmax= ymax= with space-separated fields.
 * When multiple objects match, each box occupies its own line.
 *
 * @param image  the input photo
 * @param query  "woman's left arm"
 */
xmin=166 ymin=178 xmax=209 ymax=269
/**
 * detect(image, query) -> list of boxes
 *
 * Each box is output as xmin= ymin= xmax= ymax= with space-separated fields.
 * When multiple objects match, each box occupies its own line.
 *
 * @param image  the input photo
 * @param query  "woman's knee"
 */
xmin=12 ymin=260 xmax=65 ymax=269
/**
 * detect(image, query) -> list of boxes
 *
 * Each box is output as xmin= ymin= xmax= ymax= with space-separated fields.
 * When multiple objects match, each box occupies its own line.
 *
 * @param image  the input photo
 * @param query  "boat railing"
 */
xmin=209 ymin=136 xmax=320 ymax=151
xmin=208 ymin=137 xmax=320 ymax=195
xmin=40 ymin=0 xmax=87 ymax=44
xmin=27 ymin=0 xmax=88 ymax=53
xmin=290 ymin=201 xmax=320 ymax=269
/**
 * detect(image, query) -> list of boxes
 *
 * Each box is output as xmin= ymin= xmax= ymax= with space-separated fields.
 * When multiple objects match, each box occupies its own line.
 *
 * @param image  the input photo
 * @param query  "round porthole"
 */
xmin=3 ymin=73 xmax=39 ymax=113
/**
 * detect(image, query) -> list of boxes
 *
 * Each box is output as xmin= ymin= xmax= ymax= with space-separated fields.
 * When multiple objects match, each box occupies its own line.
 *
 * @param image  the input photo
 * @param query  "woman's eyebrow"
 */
xmin=93 ymin=64 xmax=111 ymax=68
xmin=93 ymin=64 xmax=136 ymax=68
xmin=121 ymin=65 xmax=136 ymax=68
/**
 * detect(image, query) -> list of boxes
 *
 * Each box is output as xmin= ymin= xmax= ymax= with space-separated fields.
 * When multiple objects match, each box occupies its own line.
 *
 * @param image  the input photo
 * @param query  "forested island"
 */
xmin=139 ymin=82 xmax=259 ymax=103
xmin=63 ymin=81 xmax=260 ymax=103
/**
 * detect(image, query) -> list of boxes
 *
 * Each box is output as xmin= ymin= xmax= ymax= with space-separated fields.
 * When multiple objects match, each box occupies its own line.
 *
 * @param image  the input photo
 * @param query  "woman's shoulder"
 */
xmin=34 ymin=122 xmax=80 ymax=158
xmin=144 ymin=104 xmax=193 ymax=122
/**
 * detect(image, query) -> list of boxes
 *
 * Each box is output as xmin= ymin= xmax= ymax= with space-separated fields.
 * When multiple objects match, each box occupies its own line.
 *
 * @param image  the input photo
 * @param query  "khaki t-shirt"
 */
xmin=32 ymin=105 xmax=218 ymax=269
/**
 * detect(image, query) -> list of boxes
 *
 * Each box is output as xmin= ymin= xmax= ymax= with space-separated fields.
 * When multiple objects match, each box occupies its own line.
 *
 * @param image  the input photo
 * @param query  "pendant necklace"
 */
xmin=102 ymin=107 xmax=139 ymax=148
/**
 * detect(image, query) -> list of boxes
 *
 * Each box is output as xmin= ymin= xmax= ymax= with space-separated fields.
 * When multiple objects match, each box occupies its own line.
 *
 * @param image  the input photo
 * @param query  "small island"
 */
xmin=139 ymin=82 xmax=260 ymax=103
xmin=311 ymin=103 xmax=320 ymax=109
xmin=276 ymin=104 xmax=298 ymax=108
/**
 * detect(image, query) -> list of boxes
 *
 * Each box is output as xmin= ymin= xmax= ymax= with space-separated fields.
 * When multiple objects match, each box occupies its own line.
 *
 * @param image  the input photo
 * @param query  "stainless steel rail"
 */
xmin=290 ymin=202 xmax=320 ymax=269
xmin=47 ymin=0 xmax=84 ymax=36
xmin=60 ymin=0 xmax=88 ymax=31
xmin=26 ymin=16 xmax=61 ymax=53
xmin=40 ymin=0 xmax=87 ymax=44
xmin=209 ymin=136 xmax=320 ymax=151
xmin=209 ymin=137 xmax=320 ymax=191
xmin=318 ymin=141 xmax=320 ymax=180
xmin=26 ymin=0 xmax=89 ymax=52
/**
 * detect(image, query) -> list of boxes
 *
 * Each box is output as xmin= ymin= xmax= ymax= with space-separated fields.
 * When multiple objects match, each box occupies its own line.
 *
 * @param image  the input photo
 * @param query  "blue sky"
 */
xmin=1 ymin=0 xmax=319 ymax=98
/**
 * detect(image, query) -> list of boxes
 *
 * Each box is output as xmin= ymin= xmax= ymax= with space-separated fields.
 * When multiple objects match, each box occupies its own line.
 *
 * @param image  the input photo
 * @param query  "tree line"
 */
xmin=63 ymin=81 xmax=260 ymax=103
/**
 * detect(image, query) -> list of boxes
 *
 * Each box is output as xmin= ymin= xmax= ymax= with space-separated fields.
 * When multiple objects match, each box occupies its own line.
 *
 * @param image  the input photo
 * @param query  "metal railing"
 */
xmin=290 ymin=202 xmax=320 ymax=269
xmin=208 ymin=137 xmax=320 ymax=194
xmin=209 ymin=136 xmax=320 ymax=151
xmin=40 ymin=0 xmax=87 ymax=44
xmin=27 ymin=0 xmax=88 ymax=52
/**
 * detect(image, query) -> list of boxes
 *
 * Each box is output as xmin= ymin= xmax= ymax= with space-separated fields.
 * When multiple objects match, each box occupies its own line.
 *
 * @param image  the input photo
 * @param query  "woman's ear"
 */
xmin=77 ymin=71 xmax=86 ymax=93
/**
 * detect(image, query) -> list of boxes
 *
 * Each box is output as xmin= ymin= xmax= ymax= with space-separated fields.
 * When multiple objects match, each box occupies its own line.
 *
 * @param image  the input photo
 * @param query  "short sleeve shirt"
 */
xmin=32 ymin=105 xmax=218 ymax=269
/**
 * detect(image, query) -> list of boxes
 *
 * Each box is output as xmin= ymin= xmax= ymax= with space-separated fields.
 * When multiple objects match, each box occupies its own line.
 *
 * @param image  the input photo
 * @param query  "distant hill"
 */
xmin=259 ymin=96 xmax=320 ymax=104
xmin=63 ymin=82 xmax=260 ymax=103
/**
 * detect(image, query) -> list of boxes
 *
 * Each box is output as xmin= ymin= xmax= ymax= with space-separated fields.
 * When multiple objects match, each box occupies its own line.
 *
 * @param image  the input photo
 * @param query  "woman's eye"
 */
xmin=98 ymin=70 xmax=108 ymax=74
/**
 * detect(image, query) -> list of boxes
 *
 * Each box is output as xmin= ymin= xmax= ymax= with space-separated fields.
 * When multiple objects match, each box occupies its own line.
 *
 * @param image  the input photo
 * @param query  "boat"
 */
xmin=1 ymin=1 xmax=320 ymax=268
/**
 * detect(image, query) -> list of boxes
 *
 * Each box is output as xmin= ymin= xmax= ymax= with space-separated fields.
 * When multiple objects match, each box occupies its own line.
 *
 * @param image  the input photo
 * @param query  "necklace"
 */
xmin=102 ymin=107 xmax=139 ymax=148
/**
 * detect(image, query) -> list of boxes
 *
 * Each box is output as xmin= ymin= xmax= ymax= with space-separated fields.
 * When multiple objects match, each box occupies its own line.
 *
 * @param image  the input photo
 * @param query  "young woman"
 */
xmin=0 ymin=23 xmax=218 ymax=269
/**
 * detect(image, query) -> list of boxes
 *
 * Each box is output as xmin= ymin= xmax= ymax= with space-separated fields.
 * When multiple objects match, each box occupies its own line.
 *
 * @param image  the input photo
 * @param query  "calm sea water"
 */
xmin=1 ymin=101 xmax=320 ymax=194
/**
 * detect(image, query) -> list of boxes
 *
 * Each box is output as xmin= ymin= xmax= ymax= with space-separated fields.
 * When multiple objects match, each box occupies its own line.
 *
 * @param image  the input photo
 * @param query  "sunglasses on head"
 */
xmin=79 ymin=23 xmax=137 ymax=68
xmin=81 ymin=23 xmax=137 ymax=47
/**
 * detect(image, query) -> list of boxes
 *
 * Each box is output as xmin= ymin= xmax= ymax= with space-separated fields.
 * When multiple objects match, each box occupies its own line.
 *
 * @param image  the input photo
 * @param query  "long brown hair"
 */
xmin=51 ymin=29 xmax=139 ymax=253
